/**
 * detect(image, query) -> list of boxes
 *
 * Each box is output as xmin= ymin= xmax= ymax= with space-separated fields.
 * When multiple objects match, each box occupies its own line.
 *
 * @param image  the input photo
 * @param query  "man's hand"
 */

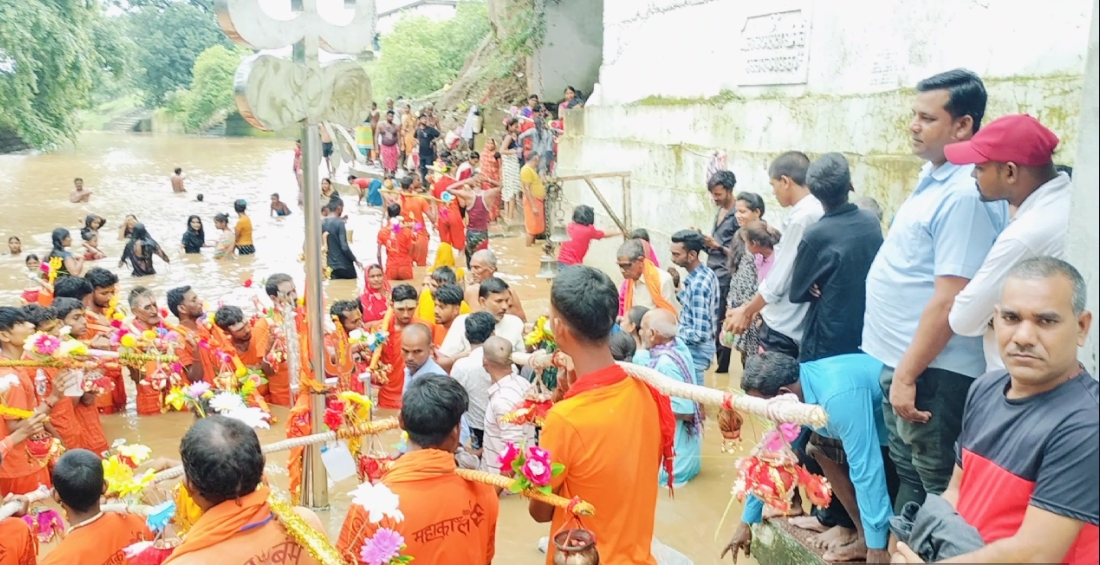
xmin=702 ymin=234 xmax=719 ymax=249
xmin=721 ymin=522 xmax=753 ymax=563
xmin=891 ymin=543 xmax=924 ymax=563
xmin=726 ymin=306 xmax=750 ymax=335
xmin=889 ymin=378 xmax=931 ymax=424
xmin=867 ymin=548 xmax=892 ymax=564
xmin=48 ymin=371 xmax=78 ymax=404
xmin=141 ymin=457 xmax=181 ymax=473
xmin=11 ymin=412 xmax=48 ymax=444
xmin=355 ymin=261 xmax=364 ymax=270
xmin=809 ymin=284 xmax=822 ymax=298
xmin=2 ymin=494 xmax=31 ymax=518
xmin=90 ymin=334 xmax=111 ymax=349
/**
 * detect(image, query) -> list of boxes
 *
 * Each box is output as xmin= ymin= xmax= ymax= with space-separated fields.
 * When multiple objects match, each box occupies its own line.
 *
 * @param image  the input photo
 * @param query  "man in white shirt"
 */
xmin=451 ymin=311 xmax=497 ymax=451
xmin=481 ymin=336 xmax=535 ymax=475
xmin=438 ymin=277 xmax=525 ymax=371
xmin=726 ymin=151 xmax=824 ymax=359
xmin=946 ymin=115 xmax=1071 ymax=371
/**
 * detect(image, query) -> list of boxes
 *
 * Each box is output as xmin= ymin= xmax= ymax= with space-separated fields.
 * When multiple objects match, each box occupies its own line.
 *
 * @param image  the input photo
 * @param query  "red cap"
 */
xmin=944 ymin=114 xmax=1059 ymax=167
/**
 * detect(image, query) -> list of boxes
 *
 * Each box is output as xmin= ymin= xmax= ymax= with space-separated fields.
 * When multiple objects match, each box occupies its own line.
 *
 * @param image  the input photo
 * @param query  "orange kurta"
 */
xmin=40 ymin=512 xmax=152 ymax=565
xmin=377 ymin=227 xmax=416 ymax=282
xmin=0 ymin=365 xmax=50 ymax=496
xmin=336 ymin=449 xmax=498 ymax=565
xmin=72 ymin=398 xmax=109 ymax=456
xmin=175 ymin=323 xmax=218 ymax=385
xmin=540 ymin=366 xmax=662 ymax=565
xmin=85 ymin=317 xmax=127 ymax=414
xmin=0 ymin=517 xmax=37 ymax=565
xmin=162 ymin=486 xmax=323 ymax=565
xmin=401 ymin=195 xmax=431 ymax=266
xmin=230 ymin=318 xmax=291 ymax=407
xmin=42 ymin=369 xmax=81 ymax=450
xmin=369 ymin=319 xmax=405 ymax=410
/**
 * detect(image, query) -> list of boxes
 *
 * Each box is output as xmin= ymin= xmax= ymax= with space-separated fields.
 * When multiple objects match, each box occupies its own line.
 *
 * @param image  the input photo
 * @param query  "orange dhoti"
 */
xmin=370 ymin=320 xmax=406 ymax=410
xmin=524 ymin=194 xmax=546 ymax=237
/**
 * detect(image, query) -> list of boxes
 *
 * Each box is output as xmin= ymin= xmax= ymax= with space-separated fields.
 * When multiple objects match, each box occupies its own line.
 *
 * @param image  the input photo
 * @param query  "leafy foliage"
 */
xmin=375 ymin=1 xmax=491 ymax=98
xmin=127 ymin=1 xmax=232 ymax=106
xmin=0 ymin=0 xmax=109 ymax=147
xmin=168 ymin=45 xmax=249 ymax=132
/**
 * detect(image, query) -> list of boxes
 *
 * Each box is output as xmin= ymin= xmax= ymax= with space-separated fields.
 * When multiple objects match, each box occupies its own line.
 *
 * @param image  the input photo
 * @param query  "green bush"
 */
xmin=167 ymin=45 xmax=249 ymax=132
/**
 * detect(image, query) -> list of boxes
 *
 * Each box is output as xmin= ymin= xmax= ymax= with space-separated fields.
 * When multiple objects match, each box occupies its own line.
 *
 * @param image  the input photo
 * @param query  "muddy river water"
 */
xmin=0 ymin=132 xmax=761 ymax=564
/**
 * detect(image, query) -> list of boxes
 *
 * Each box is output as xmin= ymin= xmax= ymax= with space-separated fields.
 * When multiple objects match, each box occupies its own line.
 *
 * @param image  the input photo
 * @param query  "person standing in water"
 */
xmin=213 ymin=213 xmax=235 ymax=260
xmin=233 ymin=199 xmax=255 ymax=256
xmin=270 ymin=193 xmax=291 ymax=217
xmin=119 ymin=223 xmax=170 ymax=277
xmin=171 ymin=167 xmax=186 ymax=193
xmin=47 ymin=227 xmax=85 ymax=278
xmin=69 ymin=178 xmax=91 ymax=203
xmin=181 ymin=215 xmax=207 ymax=254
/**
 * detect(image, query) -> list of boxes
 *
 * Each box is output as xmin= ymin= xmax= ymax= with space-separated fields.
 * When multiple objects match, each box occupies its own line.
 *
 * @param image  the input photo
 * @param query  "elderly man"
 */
xmin=440 ymin=277 xmax=525 ymax=371
xmin=633 ymin=308 xmax=701 ymax=486
xmin=617 ymin=238 xmax=677 ymax=315
xmin=162 ymin=416 xmax=326 ymax=564
xmin=893 ymin=257 xmax=1097 ymax=565
xmin=481 ymin=336 xmax=534 ymax=474
xmin=723 ymin=352 xmax=895 ymax=564
xmin=403 ymin=323 xmax=445 ymax=393
xmin=466 ymin=249 xmax=527 ymax=322
xmin=945 ymin=115 xmax=1071 ymax=372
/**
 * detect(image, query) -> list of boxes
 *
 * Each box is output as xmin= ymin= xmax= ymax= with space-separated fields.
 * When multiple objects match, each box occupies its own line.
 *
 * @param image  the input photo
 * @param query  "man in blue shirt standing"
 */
xmin=669 ymin=229 xmax=720 ymax=387
xmin=722 ymin=352 xmax=897 ymax=564
xmin=862 ymin=69 xmax=1007 ymax=513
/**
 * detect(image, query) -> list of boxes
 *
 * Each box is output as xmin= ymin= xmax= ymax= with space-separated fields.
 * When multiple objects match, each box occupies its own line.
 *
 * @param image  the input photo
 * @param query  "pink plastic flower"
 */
xmin=526 ymin=446 xmax=550 ymax=465
xmin=522 ymin=457 xmax=553 ymax=487
xmin=360 ymin=528 xmax=405 ymax=565
xmin=185 ymin=382 xmax=211 ymax=399
xmin=779 ymin=422 xmax=801 ymax=443
xmin=498 ymin=442 xmax=520 ymax=471
xmin=34 ymin=334 xmax=60 ymax=356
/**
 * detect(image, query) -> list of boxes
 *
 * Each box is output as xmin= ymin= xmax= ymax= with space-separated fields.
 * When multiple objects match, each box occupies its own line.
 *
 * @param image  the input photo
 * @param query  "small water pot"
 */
xmin=553 ymin=528 xmax=600 ymax=565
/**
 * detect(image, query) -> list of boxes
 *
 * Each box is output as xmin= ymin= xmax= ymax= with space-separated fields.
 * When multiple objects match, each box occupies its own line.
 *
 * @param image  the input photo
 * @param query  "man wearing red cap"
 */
xmin=945 ymin=114 xmax=1072 ymax=372
xmin=863 ymin=69 xmax=1009 ymax=514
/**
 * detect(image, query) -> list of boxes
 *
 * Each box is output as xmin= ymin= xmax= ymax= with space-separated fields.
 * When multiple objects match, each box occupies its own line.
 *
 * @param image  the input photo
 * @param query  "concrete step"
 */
xmin=104 ymin=109 xmax=152 ymax=133
xmin=752 ymin=519 xmax=858 ymax=565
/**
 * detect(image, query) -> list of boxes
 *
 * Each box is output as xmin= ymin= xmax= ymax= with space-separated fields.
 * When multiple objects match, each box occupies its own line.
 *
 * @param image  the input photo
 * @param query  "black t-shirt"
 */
xmin=417 ymin=126 xmax=440 ymax=157
xmin=955 ymin=370 xmax=1098 ymax=564
xmin=322 ymin=217 xmax=356 ymax=271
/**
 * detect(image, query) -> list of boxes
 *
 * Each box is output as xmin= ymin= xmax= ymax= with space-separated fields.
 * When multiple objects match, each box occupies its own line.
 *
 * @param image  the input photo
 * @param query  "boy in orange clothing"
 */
xmin=0 ymin=493 xmax=38 ymax=565
xmin=51 ymin=298 xmax=110 ymax=456
xmin=0 ymin=307 xmax=76 ymax=496
xmin=211 ymin=306 xmax=290 ymax=406
xmin=530 ymin=266 xmax=675 ymax=565
xmin=398 ymin=175 xmax=433 ymax=267
xmin=161 ymin=416 xmax=326 ymax=565
xmin=83 ymin=267 xmax=127 ymax=413
xmin=368 ymin=284 xmax=420 ymax=410
xmin=378 ymin=203 xmax=419 ymax=282
xmin=167 ymin=285 xmax=217 ymax=385
xmin=22 ymin=305 xmax=82 ymax=451
xmin=40 ymin=449 xmax=153 ymax=565
xmin=337 ymin=374 xmax=499 ymax=564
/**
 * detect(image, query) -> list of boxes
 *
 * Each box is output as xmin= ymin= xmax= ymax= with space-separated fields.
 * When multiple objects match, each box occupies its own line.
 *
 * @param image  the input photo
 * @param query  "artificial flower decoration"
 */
xmin=185 ymin=382 xmax=212 ymax=399
xmin=349 ymin=482 xmax=405 ymax=524
xmin=146 ymin=500 xmax=176 ymax=533
xmin=731 ymin=429 xmax=832 ymax=514
xmin=763 ymin=422 xmax=802 ymax=453
xmin=223 ymin=406 xmax=271 ymax=430
xmin=117 ymin=444 xmax=153 ymax=468
xmin=360 ymin=528 xmax=412 ymax=565
xmin=523 ymin=316 xmax=555 ymax=348
xmin=209 ymin=391 xmax=245 ymax=414
xmin=500 ymin=441 xmax=564 ymax=495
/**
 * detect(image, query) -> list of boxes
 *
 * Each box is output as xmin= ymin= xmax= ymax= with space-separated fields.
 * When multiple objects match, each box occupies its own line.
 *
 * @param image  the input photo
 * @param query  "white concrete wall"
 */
xmin=528 ymin=0 xmax=603 ymax=102
xmin=556 ymin=0 xmax=1093 ymax=277
xmin=1068 ymin=0 xmax=1099 ymax=375
xmin=376 ymin=3 xmax=457 ymax=35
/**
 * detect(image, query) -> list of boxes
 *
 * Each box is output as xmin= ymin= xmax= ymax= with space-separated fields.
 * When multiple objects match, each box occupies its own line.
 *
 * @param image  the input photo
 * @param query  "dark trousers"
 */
xmin=716 ymin=282 xmax=731 ymax=373
xmin=759 ymin=321 xmax=800 ymax=359
xmin=330 ymin=266 xmax=357 ymax=280
xmin=880 ymin=366 xmax=973 ymax=514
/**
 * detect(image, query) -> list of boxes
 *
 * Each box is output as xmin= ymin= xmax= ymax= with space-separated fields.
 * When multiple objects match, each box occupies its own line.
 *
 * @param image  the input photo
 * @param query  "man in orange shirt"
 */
xmin=529 ymin=266 xmax=675 ymax=565
xmin=369 ymin=284 xmax=419 ymax=410
xmin=430 ymin=283 xmax=465 ymax=347
xmin=326 ymin=299 xmax=365 ymax=393
xmin=378 ymin=203 xmax=419 ymax=282
xmin=211 ymin=306 xmax=289 ymax=406
xmin=337 ymin=374 xmax=498 ymax=564
xmin=22 ymin=305 xmax=82 ymax=451
xmin=128 ymin=286 xmax=178 ymax=416
xmin=399 ymin=175 xmax=433 ymax=267
xmin=0 ymin=493 xmax=38 ymax=565
xmin=84 ymin=267 xmax=126 ymax=412
xmin=167 ymin=285 xmax=217 ymax=385
xmin=50 ymin=298 xmax=109 ymax=456
xmin=0 ymin=307 xmax=76 ymax=496
xmin=40 ymin=449 xmax=152 ymax=565
xmin=162 ymin=416 xmax=327 ymax=565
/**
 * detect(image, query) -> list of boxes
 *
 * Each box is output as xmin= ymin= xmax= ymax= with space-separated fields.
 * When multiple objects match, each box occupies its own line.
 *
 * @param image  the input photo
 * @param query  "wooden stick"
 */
xmin=552 ymin=172 xmax=632 ymax=182
xmin=378 ymin=189 xmax=445 ymax=204
xmin=581 ymin=177 xmax=627 ymax=234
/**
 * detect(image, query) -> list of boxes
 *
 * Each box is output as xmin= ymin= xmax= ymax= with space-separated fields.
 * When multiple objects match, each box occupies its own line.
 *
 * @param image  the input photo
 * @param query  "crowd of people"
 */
xmin=0 ymin=67 xmax=1096 ymax=565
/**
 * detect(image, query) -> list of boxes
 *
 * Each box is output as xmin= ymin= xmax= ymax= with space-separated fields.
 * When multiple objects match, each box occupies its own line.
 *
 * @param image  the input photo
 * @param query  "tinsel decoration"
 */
xmin=269 ymin=496 xmax=350 ymax=565
xmin=171 ymin=483 xmax=204 ymax=535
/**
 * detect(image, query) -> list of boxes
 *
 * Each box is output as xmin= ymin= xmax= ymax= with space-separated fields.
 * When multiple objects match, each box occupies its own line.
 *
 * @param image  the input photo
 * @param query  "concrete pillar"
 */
xmin=1067 ymin=0 xmax=1100 ymax=375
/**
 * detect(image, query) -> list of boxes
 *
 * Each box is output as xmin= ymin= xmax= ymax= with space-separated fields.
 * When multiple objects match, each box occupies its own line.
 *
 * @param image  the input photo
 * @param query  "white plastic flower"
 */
xmin=349 ymin=482 xmax=404 ymax=524
xmin=0 ymin=374 xmax=19 ymax=394
xmin=223 ymin=406 xmax=271 ymax=430
xmin=209 ymin=392 xmax=245 ymax=414
xmin=348 ymin=329 xmax=365 ymax=341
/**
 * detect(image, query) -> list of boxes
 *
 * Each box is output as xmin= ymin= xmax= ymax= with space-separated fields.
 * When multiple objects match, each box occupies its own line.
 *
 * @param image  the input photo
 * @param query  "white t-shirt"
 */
xmin=451 ymin=348 xmax=492 ymax=430
xmin=439 ymin=314 xmax=525 ymax=358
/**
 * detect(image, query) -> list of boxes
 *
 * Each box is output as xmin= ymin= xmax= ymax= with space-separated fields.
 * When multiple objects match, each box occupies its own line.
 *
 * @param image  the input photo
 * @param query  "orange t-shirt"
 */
xmin=41 ymin=369 xmax=81 ymax=449
xmin=377 ymin=227 xmax=415 ymax=282
xmin=40 ymin=512 xmax=152 ymax=565
xmin=401 ymin=195 xmax=430 ymax=225
xmin=369 ymin=320 xmax=405 ymax=410
xmin=0 ymin=517 xmax=36 ymax=565
xmin=0 ymin=366 xmax=46 ymax=483
xmin=175 ymin=324 xmax=218 ymax=385
xmin=540 ymin=368 xmax=662 ymax=565
xmin=336 ymin=449 xmax=498 ymax=565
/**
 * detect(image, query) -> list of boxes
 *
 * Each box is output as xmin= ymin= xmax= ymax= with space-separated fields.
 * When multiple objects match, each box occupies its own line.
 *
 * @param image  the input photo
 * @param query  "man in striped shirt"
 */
xmin=481 ymin=336 xmax=535 ymax=474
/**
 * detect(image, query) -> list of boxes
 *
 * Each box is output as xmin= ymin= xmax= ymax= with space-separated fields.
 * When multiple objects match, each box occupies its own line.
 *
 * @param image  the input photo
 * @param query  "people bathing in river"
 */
xmin=118 ymin=214 xmax=137 ymax=240
xmin=270 ymin=193 xmax=291 ymax=217
xmin=181 ymin=215 xmax=207 ymax=254
xmin=82 ymin=214 xmax=106 ymax=236
xmin=233 ymin=199 xmax=254 ymax=256
xmin=7 ymin=236 xmax=20 ymax=256
xmin=171 ymin=167 xmax=186 ymax=193
xmin=80 ymin=230 xmax=105 ymax=261
xmin=119 ymin=223 xmax=170 ymax=277
xmin=69 ymin=177 xmax=91 ymax=203
xmin=47 ymin=227 xmax=84 ymax=278
xmin=212 ymin=213 xmax=235 ymax=260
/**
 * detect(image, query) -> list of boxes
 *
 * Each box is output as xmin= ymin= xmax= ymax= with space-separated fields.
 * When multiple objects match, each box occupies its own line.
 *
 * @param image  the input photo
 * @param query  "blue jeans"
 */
xmin=685 ymin=340 xmax=715 ymax=387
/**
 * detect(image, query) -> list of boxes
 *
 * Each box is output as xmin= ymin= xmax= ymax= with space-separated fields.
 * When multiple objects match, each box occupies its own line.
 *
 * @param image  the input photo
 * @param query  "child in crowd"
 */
xmin=270 ymin=193 xmax=292 ymax=217
xmin=80 ymin=230 xmax=105 ymax=261
xmin=557 ymin=205 xmax=621 ymax=266
xmin=619 ymin=305 xmax=649 ymax=350
xmin=213 ymin=213 xmax=235 ymax=261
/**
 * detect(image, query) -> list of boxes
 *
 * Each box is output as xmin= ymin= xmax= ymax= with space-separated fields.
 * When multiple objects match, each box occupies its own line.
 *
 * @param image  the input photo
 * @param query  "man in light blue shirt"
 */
xmin=402 ymin=323 xmax=445 ymax=392
xmin=862 ymin=69 xmax=1007 ymax=513
xmin=722 ymin=352 xmax=896 ymax=564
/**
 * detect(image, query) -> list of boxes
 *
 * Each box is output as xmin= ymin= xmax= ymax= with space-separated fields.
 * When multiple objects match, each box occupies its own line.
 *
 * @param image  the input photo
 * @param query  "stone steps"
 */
xmin=752 ymin=519 xmax=858 ymax=565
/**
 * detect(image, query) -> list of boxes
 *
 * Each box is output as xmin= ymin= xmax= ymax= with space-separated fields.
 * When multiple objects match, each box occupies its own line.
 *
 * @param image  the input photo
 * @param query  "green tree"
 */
xmin=0 ymin=0 xmax=108 ymax=147
xmin=172 ymin=45 xmax=247 ymax=132
xmin=376 ymin=1 xmax=490 ymax=98
xmin=128 ymin=1 xmax=231 ymax=106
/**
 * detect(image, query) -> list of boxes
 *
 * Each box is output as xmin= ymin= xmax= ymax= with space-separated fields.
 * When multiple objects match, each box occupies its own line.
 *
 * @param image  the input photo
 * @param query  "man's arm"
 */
xmin=509 ymin=289 xmax=527 ymax=323
xmin=788 ymin=239 xmax=832 ymax=304
xmin=938 ymin=506 xmax=1085 ymax=564
xmin=939 ymin=464 xmax=963 ymax=508
xmin=336 ymin=223 xmax=357 ymax=263
xmin=948 ymin=238 xmax=1030 ymax=337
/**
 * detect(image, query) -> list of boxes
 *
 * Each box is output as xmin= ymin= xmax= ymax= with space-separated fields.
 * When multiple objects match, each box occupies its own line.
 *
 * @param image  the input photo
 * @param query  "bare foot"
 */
xmin=788 ymin=515 xmax=829 ymax=533
xmin=822 ymin=537 xmax=868 ymax=562
xmin=808 ymin=525 xmax=857 ymax=550
xmin=763 ymin=503 xmax=803 ymax=519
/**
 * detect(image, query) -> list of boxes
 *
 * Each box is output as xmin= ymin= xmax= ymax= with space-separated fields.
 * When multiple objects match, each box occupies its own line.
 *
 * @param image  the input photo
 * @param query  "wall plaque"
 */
xmin=737 ymin=9 xmax=811 ymax=86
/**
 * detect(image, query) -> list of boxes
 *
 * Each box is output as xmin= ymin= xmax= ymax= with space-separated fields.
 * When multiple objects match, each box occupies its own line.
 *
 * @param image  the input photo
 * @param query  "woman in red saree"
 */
xmin=359 ymin=264 xmax=390 ymax=323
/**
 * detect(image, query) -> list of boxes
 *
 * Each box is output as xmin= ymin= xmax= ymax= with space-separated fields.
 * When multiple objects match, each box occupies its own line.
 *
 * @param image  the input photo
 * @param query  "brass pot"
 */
xmin=553 ymin=528 xmax=600 ymax=565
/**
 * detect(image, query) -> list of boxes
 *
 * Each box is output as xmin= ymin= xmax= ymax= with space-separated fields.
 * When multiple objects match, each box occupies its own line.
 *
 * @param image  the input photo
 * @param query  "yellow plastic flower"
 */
xmin=58 ymin=339 xmax=88 ymax=357
xmin=142 ymin=330 xmax=157 ymax=341
xmin=339 ymin=391 xmax=373 ymax=421
xmin=117 ymin=444 xmax=153 ymax=466
xmin=165 ymin=387 xmax=187 ymax=411
xmin=297 ymin=297 xmax=305 ymax=307
xmin=103 ymin=457 xmax=134 ymax=495
xmin=240 ymin=379 xmax=256 ymax=396
xmin=234 ymin=365 xmax=248 ymax=378
xmin=112 ymin=312 xmax=125 ymax=321
xmin=118 ymin=469 xmax=156 ymax=497
xmin=120 ymin=334 xmax=137 ymax=348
